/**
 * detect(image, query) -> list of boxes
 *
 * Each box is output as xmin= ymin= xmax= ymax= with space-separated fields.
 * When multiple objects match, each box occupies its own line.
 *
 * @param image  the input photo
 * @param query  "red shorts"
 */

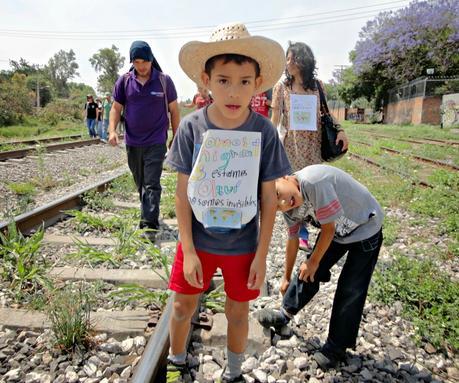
xmin=168 ymin=243 xmax=260 ymax=302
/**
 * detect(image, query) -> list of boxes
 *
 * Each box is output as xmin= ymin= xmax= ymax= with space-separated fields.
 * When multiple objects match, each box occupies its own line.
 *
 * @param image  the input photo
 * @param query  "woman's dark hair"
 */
xmin=205 ymin=54 xmax=260 ymax=78
xmin=285 ymin=42 xmax=317 ymax=91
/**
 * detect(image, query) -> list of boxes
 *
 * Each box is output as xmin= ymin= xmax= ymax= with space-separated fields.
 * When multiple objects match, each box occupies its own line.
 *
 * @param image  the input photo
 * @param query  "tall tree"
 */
xmin=351 ymin=0 xmax=459 ymax=106
xmin=89 ymin=45 xmax=125 ymax=93
xmin=9 ymin=58 xmax=40 ymax=76
xmin=46 ymin=49 xmax=79 ymax=97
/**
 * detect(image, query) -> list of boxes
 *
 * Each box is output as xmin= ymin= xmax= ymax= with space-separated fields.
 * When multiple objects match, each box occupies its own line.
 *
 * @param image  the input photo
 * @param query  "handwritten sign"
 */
xmin=188 ymin=130 xmax=261 ymax=229
xmin=289 ymin=94 xmax=318 ymax=131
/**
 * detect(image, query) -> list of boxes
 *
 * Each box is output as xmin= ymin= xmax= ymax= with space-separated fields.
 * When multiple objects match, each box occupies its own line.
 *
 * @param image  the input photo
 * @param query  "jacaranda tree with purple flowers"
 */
xmin=341 ymin=0 xmax=459 ymax=107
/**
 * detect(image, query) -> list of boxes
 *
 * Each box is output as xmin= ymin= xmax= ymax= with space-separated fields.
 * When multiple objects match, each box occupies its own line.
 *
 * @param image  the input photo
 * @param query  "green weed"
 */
xmin=7 ymin=182 xmax=36 ymax=196
xmin=109 ymin=173 xmax=137 ymax=200
xmin=369 ymin=253 xmax=459 ymax=352
xmin=161 ymin=173 xmax=177 ymax=218
xmin=110 ymin=284 xmax=169 ymax=309
xmin=47 ymin=284 xmax=93 ymax=352
xmin=83 ymin=190 xmax=114 ymax=210
xmin=0 ymin=224 xmax=52 ymax=302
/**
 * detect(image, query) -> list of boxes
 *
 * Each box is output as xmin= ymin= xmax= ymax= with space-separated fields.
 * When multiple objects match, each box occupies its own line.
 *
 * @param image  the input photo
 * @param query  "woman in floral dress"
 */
xmin=271 ymin=42 xmax=349 ymax=247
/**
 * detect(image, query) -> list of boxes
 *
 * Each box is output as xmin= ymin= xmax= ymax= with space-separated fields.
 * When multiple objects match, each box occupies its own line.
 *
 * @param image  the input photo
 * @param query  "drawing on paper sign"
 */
xmin=293 ymin=111 xmax=311 ymax=124
xmin=289 ymin=94 xmax=317 ymax=131
xmin=203 ymin=208 xmax=242 ymax=229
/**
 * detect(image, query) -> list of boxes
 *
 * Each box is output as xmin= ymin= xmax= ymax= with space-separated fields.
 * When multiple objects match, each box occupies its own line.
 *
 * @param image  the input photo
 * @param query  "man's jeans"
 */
xmin=100 ymin=119 xmax=109 ymax=141
xmin=86 ymin=118 xmax=96 ymax=138
xmin=283 ymin=229 xmax=383 ymax=350
xmin=126 ymin=144 xmax=167 ymax=230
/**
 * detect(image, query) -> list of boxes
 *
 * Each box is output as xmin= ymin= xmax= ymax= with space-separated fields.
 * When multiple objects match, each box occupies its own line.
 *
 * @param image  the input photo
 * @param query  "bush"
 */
xmin=38 ymin=98 xmax=83 ymax=126
xmin=0 ymin=74 xmax=34 ymax=126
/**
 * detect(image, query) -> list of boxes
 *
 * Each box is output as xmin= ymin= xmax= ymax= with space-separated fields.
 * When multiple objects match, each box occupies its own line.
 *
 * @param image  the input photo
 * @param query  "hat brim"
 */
xmin=179 ymin=36 xmax=285 ymax=93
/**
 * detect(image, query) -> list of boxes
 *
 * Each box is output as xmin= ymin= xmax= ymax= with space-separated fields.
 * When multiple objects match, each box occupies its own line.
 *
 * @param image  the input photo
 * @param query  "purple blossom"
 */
xmin=353 ymin=0 xmax=459 ymax=82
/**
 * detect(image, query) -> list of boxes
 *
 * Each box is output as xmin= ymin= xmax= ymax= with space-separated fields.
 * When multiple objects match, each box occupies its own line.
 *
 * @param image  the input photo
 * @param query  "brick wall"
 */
xmin=385 ymin=96 xmax=441 ymax=125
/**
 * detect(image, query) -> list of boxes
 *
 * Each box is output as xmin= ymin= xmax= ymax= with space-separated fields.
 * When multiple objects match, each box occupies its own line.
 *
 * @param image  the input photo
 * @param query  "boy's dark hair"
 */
xmin=285 ymin=41 xmax=317 ymax=91
xmin=204 ymin=54 xmax=261 ymax=78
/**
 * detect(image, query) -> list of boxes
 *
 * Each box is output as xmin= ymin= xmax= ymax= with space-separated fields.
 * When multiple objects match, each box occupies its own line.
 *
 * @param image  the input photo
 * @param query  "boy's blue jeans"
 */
xmin=126 ymin=144 xmax=167 ymax=230
xmin=282 ymin=229 xmax=383 ymax=350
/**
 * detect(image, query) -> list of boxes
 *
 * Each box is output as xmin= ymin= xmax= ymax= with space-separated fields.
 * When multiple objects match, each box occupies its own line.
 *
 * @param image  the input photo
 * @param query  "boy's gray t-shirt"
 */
xmin=166 ymin=107 xmax=291 ymax=255
xmin=284 ymin=164 xmax=383 ymax=244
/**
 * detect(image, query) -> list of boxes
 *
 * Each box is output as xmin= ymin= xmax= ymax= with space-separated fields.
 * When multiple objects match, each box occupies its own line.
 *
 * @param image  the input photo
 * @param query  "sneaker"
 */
xmin=256 ymin=308 xmax=289 ymax=331
xmin=166 ymin=360 xmax=189 ymax=383
xmin=216 ymin=367 xmax=246 ymax=383
xmin=313 ymin=342 xmax=346 ymax=370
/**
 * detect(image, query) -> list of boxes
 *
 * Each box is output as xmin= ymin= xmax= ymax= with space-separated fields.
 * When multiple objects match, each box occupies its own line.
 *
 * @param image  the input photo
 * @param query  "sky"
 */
xmin=0 ymin=0 xmax=411 ymax=101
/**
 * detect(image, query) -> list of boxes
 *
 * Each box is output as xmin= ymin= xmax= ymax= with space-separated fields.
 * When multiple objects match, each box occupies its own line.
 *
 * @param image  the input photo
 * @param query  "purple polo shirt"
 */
xmin=113 ymin=69 xmax=177 ymax=147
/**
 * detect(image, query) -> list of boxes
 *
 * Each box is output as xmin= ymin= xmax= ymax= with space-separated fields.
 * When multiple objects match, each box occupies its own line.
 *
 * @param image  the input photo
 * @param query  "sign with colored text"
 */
xmin=188 ymin=130 xmax=261 ymax=229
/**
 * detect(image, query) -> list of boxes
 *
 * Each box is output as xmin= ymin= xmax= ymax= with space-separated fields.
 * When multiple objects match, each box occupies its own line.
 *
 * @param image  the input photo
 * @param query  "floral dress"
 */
xmin=272 ymin=81 xmax=322 ymax=172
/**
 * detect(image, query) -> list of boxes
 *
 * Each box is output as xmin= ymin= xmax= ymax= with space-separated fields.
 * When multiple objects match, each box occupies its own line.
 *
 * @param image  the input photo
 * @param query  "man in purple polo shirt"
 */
xmin=108 ymin=41 xmax=180 ymax=241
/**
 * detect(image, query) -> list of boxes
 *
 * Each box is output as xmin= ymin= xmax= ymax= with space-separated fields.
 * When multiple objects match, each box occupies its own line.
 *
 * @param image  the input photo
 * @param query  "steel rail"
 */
xmin=0 ymin=170 xmax=130 ymax=234
xmin=348 ymin=152 xmax=432 ymax=188
xmin=0 ymin=134 xmax=84 ymax=147
xmin=131 ymin=295 xmax=174 ymax=383
xmin=0 ymin=138 xmax=102 ymax=161
xmin=356 ymin=131 xmax=459 ymax=147
xmin=353 ymin=140 xmax=459 ymax=172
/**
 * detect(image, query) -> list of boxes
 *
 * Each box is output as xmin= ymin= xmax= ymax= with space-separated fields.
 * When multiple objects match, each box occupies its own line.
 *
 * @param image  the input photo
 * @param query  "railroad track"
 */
xmin=0 ymin=134 xmax=84 ymax=148
xmin=0 ymin=172 xmax=201 ymax=382
xmin=348 ymin=152 xmax=432 ymax=188
xmin=0 ymin=138 xmax=103 ymax=161
xmin=352 ymin=140 xmax=459 ymax=172
xmin=356 ymin=130 xmax=459 ymax=147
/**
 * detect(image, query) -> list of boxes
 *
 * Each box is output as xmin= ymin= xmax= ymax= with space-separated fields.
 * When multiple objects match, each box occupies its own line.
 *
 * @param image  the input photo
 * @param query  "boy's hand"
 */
xmin=279 ymin=278 xmax=290 ymax=296
xmin=299 ymin=258 xmax=319 ymax=283
xmin=247 ymin=255 xmax=266 ymax=290
xmin=183 ymin=252 xmax=203 ymax=289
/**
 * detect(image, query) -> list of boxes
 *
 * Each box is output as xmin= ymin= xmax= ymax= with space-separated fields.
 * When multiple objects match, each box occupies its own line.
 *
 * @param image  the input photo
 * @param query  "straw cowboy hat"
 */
xmin=179 ymin=22 xmax=285 ymax=93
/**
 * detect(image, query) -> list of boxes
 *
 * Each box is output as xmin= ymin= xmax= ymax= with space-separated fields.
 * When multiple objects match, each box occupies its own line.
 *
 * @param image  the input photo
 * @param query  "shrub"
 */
xmin=0 ymin=74 xmax=34 ymax=126
xmin=38 ymin=98 xmax=83 ymax=126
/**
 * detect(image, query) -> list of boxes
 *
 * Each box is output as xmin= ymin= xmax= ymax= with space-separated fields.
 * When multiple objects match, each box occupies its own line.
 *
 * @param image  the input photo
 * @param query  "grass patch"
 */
xmin=0 ymin=117 xmax=85 ymax=140
xmin=82 ymin=190 xmax=114 ymax=211
xmin=382 ymin=215 xmax=400 ymax=246
xmin=0 ymin=224 xmax=52 ymax=303
xmin=7 ymin=182 xmax=37 ymax=196
xmin=369 ymin=253 xmax=459 ymax=353
xmin=343 ymin=121 xmax=459 ymax=141
xmin=110 ymin=173 xmax=137 ymax=200
xmin=161 ymin=172 xmax=177 ymax=218
xmin=47 ymin=284 xmax=93 ymax=352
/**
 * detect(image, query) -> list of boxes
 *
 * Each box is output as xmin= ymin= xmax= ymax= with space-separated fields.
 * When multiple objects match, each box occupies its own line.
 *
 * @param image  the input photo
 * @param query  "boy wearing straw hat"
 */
xmin=165 ymin=22 xmax=291 ymax=382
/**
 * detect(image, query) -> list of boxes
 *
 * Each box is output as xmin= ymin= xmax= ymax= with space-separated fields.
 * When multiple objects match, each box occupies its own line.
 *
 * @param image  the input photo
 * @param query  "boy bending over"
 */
xmin=258 ymin=164 xmax=384 ymax=370
xmin=165 ymin=22 xmax=291 ymax=382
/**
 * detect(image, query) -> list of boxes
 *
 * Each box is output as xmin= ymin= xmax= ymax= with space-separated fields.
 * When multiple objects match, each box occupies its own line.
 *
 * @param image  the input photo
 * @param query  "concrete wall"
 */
xmin=441 ymin=93 xmax=459 ymax=127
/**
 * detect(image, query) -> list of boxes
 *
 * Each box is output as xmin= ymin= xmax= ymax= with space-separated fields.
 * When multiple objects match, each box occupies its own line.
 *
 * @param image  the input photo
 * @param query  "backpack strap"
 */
xmin=123 ymin=71 xmax=169 ymax=117
xmin=316 ymin=80 xmax=330 ymax=115
xmin=158 ymin=72 xmax=169 ymax=116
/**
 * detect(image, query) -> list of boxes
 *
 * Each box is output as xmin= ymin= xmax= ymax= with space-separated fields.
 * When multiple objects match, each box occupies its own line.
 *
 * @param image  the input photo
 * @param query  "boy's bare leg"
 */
xmin=225 ymin=297 xmax=249 ymax=353
xmin=169 ymin=293 xmax=201 ymax=355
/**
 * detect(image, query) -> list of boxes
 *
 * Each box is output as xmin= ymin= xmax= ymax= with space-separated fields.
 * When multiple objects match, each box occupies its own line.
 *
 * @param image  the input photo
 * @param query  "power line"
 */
xmin=0 ymin=6 xmax=407 ymax=41
xmin=0 ymin=0 xmax=408 ymax=37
